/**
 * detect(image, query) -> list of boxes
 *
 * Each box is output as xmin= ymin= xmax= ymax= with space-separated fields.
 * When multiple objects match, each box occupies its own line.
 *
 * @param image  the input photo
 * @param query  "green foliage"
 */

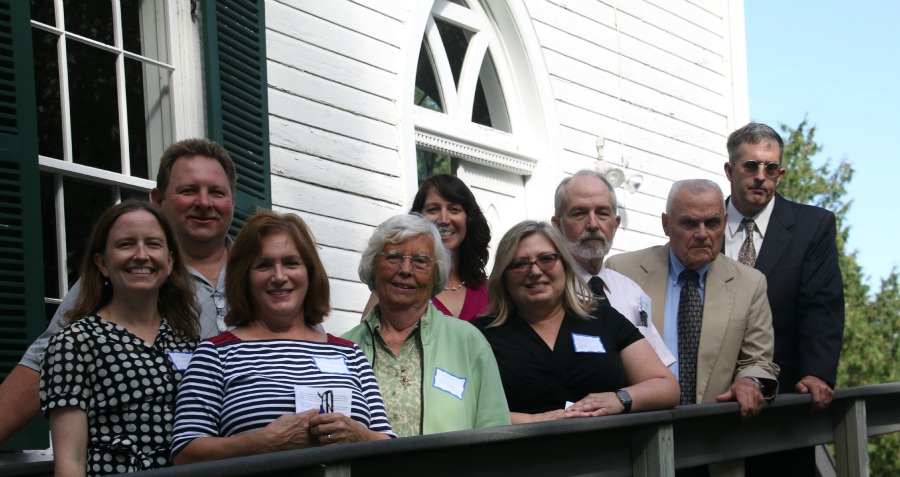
xmin=778 ymin=119 xmax=900 ymax=475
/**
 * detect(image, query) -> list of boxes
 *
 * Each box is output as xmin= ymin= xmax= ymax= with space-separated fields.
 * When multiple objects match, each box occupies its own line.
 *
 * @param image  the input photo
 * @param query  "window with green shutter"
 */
xmin=201 ymin=0 xmax=271 ymax=235
xmin=0 ymin=0 xmax=48 ymax=449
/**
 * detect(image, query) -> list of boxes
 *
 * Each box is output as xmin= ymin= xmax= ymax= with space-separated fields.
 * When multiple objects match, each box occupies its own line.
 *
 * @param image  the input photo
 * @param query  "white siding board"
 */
xmin=536 ymin=24 xmax=725 ymax=112
xmin=267 ymin=62 xmax=398 ymax=123
xmin=349 ymin=0 xmax=413 ymax=23
xmin=269 ymin=118 xmax=401 ymax=176
xmin=636 ymin=0 xmax=723 ymax=39
xmin=280 ymin=0 xmax=408 ymax=48
xmin=272 ymin=205 xmax=374 ymax=253
xmin=268 ymin=89 xmax=399 ymax=150
xmin=267 ymin=30 xmax=397 ymax=98
xmin=320 ymin=246 xmax=366 ymax=282
xmin=322 ymin=309 xmax=362 ymax=336
xmin=552 ymin=78 xmax=724 ymax=149
xmin=270 ymin=147 xmax=399 ymax=204
xmin=266 ymin=2 xmax=399 ymax=73
xmin=532 ymin=1 xmax=726 ymax=90
xmin=271 ymin=175 xmax=401 ymax=226
xmin=554 ymin=102 xmax=723 ymax=166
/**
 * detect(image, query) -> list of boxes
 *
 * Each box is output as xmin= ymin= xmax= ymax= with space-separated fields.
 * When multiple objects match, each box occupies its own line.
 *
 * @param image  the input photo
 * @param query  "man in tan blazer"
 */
xmin=606 ymin=179 xmax=779 ymax=476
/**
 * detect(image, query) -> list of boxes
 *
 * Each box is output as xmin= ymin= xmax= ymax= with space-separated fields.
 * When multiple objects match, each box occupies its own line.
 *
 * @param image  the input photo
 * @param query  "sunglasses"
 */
xmin=732 ymin=160 xmax=782 ymax=178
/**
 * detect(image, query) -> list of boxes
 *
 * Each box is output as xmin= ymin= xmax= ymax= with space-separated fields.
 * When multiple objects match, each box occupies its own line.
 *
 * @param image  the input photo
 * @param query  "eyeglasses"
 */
xmin=732 ymin=160 xmax=782 ymax=178
xmin=507 ymin=253 xmax=561 ymax=274
xmin=379 ymin=251 xmax=435 ymax=270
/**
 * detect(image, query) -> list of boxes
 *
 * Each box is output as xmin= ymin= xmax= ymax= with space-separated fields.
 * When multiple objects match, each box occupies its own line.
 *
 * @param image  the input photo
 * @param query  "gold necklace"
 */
xmin=445 ymin=281 xmax=465 ymax=292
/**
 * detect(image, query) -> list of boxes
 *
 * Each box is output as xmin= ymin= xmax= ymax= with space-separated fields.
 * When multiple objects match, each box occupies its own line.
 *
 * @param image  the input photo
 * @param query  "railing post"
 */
xmin=833 ymin=398 xmax=869 ymax=477
xmin=632 ymin=422 xmax=674 ymax=477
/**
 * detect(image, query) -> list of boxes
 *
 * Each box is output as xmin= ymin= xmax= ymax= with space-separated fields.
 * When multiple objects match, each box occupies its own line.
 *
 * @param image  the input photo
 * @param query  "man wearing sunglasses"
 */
xmin=724 ymin=123 xmax=844 ymax=477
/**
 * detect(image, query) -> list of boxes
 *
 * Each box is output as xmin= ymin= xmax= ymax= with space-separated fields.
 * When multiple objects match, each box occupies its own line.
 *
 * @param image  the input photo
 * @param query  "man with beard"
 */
xmin=0 ymin=138 xmax=237 ymax=445
xmin=552 ymin=170 xmax=674 ymax=366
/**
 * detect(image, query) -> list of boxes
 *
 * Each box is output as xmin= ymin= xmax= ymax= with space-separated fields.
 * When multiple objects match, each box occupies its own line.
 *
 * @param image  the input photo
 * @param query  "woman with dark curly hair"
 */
xmin=363 ymin=174 xmax=491 ymax=321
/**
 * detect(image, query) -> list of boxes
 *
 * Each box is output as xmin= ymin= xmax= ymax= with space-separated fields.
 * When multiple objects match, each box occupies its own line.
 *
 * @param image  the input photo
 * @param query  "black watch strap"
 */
xmin=615 ymin=389 xmax=633 ymax=413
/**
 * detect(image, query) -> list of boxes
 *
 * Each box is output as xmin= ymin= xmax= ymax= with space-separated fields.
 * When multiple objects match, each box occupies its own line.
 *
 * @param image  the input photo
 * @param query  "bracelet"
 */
xmin=746 ymin=376 xmax=766 ymax=394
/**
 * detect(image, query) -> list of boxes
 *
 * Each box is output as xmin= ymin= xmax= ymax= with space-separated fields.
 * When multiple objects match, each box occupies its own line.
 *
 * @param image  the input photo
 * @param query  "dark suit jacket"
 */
xmin=733 ymin=194 xmax=844 ymax=389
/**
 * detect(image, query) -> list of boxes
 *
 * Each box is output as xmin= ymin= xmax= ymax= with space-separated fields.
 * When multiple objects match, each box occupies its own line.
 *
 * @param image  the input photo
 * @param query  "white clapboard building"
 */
xmin=2 ymin=0 xmax=748 ymax=446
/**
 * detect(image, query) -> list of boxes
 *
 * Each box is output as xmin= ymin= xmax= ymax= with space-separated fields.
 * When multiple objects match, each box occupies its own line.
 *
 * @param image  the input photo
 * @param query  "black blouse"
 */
xmin=474 ymin=309 xmax=642 ymax=414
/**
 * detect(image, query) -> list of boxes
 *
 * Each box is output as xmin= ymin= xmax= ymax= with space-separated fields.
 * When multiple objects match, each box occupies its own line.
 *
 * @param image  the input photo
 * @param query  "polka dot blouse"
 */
xmin=40 ymin=315 xmax=197 ymax=476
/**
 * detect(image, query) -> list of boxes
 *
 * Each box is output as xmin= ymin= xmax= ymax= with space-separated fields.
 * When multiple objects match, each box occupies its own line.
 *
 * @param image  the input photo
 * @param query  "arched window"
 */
xmin=412 ymin=0 xmax=539 ymax=184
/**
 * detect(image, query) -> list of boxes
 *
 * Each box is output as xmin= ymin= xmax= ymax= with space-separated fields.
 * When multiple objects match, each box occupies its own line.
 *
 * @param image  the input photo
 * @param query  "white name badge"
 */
xmin=313 ymin=356 xmax=351 ymax=375
xmin=572 ymin=333 xmax=606 ymax=353
xmin=167 ymin=351 xmax=193 ymax=371
xmin=294 ymin=385 xmax=352 ymax=416
xmin=432 ymin=368 xmax=466 ymax=400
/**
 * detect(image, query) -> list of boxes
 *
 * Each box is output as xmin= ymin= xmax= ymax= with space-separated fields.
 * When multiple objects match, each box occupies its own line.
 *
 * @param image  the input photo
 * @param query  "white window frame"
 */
xmin=412 ymin=0 xmax=540 ymax=176
xmin=30 ymin=0 xmax=204 ymax=300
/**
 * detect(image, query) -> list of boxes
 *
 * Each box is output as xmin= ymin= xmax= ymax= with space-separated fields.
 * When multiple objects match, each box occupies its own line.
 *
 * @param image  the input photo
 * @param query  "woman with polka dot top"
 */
xmin=39 ymin=200 xmax=199 ymax=477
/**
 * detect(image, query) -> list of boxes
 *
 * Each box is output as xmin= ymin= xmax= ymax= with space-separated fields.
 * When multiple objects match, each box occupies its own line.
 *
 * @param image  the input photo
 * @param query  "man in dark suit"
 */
xmin=723 ymin=122 xmax=844 ymax=476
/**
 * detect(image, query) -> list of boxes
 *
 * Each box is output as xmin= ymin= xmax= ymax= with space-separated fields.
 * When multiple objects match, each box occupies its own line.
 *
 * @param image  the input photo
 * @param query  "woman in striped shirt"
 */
xmin=171 ymin=211 xmax=394 ymax=464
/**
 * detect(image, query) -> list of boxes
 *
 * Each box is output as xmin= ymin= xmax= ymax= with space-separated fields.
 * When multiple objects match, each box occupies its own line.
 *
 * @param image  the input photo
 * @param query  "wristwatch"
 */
xmin=615 ymin=389 xmax=633 ymax=413
xmin=746 ymin=376 xmax=766 ymax=393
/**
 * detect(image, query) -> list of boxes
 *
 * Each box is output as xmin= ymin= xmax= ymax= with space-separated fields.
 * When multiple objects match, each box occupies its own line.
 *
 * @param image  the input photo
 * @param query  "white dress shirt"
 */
xmin=581 ymin=265 xmax=677 ymax=366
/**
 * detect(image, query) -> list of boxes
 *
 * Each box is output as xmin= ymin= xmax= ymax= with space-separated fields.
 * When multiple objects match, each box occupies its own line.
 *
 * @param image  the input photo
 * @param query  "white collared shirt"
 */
xmin=580 ymin=265 xmax=676 ymax=367
xmin=724 ymin=198 xmax=776 ymax=261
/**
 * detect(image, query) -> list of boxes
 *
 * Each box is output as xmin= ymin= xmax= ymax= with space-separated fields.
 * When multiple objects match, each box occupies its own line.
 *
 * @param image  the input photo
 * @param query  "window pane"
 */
xmin=40 ymin=173 xmax=60 ymax=300
xmin=63 ymin=178 xmax=115 ymax=286
xmin=64 ymin=0 xmax=114 ymax=45
xmin=417 ymin=149 xmax=458 ymax=184
xmin=473 ymin=54 xmax=510 ymax=132
xmin=121 ymin=188 xmax=150 ymax=201
xmin=68 ymin=39 xmax=122 ymax=172
xmin=414 ymin=42 xmax=443 ymax=112
xmin=472 ymin=78 xmax=491 ymax=128
xmin=30 ymin=0 xmax=55 ymax=26
xmin=434 ymin=19 xmax=470 ymax=89
xmin=121 ymin=0 xmax=168 ymax=62
xmin=33 ymin=29 xmax=63 ymax=159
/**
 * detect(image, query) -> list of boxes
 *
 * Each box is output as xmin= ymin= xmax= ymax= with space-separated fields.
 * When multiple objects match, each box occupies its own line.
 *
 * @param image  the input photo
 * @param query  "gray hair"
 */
xmin=666 ymin=179 xmax=724 ymax=215
xmin=726 ymin=122 xmax=784 ymax=163
xmin=554 ymin=170 xmax=618 ymax=217
xmin=358 ymin=213 xmax=451 ymax=297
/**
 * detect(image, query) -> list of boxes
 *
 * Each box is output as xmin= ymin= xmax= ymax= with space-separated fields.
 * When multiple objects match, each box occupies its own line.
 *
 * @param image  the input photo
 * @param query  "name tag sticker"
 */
xmin=167 ymin=351 xmax=193 ymax=371
xmin=312 ymin=356 xmax=351 ymax=375
xmin=433 ymin=368 xmax=466 ymax=400
xmin=572 ymin=333 xmax=606 ymax=353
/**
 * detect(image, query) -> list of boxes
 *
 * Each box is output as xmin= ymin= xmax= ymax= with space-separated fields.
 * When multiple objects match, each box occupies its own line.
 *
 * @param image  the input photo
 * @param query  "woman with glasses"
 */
xmin=171 ymin=211 xmax=394 ymax=465
xmin=473 ymin=221 xmax=678 ymax=423
xmin=363 ymin=174 xmax=491 ymax=321
xmin=343 ymin=214 xmax=510 ymax=436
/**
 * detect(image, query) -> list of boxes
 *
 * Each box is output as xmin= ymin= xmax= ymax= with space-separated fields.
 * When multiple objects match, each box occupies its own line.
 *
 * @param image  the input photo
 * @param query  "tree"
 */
xmin=778 ymin=119 xmax=900 ymax=475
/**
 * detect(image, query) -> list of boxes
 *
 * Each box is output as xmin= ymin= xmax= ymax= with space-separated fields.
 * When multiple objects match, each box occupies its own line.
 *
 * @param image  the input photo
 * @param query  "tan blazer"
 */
xmin=605 ymin=244 xmax=779 ymax=403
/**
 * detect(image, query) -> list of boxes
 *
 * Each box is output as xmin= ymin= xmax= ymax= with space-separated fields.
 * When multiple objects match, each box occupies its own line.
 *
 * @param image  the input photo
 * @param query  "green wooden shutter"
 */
xmin=201 ymin=0 xmax=271 ymax=236
xmin=0 ymin=0 xmax=49 ymax=449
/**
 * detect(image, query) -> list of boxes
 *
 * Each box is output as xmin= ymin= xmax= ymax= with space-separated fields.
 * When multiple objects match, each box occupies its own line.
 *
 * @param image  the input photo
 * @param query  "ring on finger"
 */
xmin=327 ymin=434 xmax=333 ymax=443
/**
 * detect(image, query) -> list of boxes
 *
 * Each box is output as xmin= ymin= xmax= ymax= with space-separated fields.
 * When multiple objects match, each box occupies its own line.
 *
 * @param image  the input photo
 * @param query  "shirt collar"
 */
xmin=667 ymin=248 xmax=710 ymax=289
xmin=727 ymin=197 xmax=775 ymax=239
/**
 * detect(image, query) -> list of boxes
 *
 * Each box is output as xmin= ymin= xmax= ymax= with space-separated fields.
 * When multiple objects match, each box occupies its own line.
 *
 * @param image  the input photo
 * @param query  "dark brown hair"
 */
xmin=410 ymin=174 xmax=490 ymax=287
xmin=225 ymin=211 xmax=331 ymax=327
xmin=65 ymin=199 xmax=200 ymax=339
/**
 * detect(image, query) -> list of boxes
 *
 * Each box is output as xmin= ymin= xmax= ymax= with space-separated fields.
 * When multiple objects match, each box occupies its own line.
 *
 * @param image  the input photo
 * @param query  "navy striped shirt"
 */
xmin=171 ymin=332 xmax=394 ymax=458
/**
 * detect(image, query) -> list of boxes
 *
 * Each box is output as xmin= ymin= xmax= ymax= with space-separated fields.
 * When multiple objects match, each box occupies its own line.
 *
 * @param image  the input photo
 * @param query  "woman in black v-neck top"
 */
xmin=473 ymin=221 xmax=679 ymax=423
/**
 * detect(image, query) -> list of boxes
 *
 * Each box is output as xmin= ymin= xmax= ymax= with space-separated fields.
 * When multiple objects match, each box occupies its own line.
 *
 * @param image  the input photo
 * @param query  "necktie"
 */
xmin=677 ymin=269 xmax=702 ymax=405
xmin=738 ymin=218 xmax=757 ymax=267
xmin=588 ymin=276 xmax=607 ymax=301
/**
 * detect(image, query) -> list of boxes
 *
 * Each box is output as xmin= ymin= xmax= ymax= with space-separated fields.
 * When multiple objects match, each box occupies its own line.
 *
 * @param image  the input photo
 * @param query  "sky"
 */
xmin=744 ymin=0 xmax=900 ymax=292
